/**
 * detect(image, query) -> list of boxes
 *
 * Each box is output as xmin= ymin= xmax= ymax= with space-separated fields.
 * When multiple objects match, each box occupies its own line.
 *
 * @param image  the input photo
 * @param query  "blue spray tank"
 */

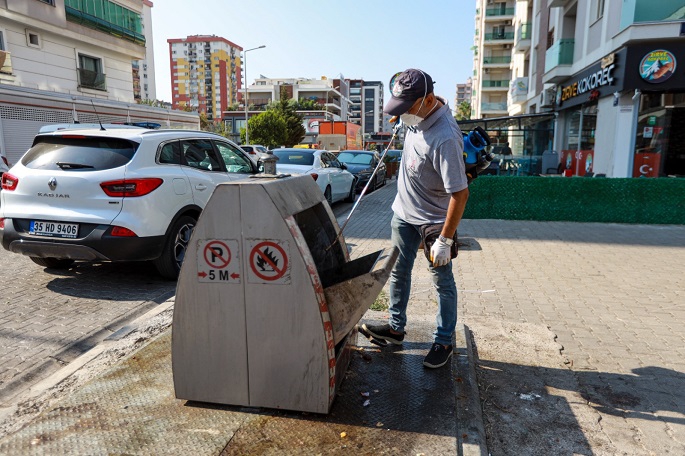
xmin=461 ymin=126 xmax=495 ymax=182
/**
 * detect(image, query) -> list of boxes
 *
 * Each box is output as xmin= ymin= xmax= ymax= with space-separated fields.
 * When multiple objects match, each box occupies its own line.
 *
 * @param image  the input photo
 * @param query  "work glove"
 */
xmin=430 ymin=237 xmax=452 ymax=267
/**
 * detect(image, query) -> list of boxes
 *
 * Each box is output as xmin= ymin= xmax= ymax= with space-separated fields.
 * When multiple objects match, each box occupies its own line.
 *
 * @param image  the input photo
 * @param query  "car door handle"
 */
xmin=195 ymin=184 xmax=207 ymax=191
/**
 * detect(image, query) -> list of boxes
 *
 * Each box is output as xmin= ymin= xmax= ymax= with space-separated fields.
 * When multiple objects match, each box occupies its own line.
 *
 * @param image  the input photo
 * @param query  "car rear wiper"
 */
xmin=56 ymin=162 xmax=95 ymax=169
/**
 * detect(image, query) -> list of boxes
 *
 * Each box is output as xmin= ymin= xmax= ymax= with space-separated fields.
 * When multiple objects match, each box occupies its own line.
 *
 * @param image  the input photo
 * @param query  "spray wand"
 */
xmin=326 ymin=118 xmax=403 ymax=251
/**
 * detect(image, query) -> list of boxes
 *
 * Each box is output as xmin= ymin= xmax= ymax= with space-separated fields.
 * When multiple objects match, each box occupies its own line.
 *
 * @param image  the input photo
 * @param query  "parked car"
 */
xmin=0 ymin=127 xmax=260 ymax=279
xmin=240 ymin=144 xmax=270 ymax=159
xmin=271 ymin=148 xmax=356 ymax=204
xmin=336 ymin=150 xmax=386 ymax=193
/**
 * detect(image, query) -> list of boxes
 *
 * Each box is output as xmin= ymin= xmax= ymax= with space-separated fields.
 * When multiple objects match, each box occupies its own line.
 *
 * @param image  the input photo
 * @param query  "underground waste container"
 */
xmin=172 ymin=174 xmax=398 ymax=413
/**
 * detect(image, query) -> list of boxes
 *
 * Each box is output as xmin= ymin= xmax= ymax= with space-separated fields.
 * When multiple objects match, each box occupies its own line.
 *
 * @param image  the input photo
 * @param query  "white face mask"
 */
xmin=400 ymin=96 xmax=426 ymax=127
xmin=400 ymin=113 xmax=423 ymax=126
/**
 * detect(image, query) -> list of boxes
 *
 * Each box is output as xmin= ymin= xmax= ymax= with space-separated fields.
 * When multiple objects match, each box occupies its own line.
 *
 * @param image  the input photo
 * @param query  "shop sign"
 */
xmin=639 ymin=50 xmax=676 ymax=84
xmin=648 ymin=116 xmax=657 ymax=126
xmin=559 ymin=53 xmax=617 ymax=105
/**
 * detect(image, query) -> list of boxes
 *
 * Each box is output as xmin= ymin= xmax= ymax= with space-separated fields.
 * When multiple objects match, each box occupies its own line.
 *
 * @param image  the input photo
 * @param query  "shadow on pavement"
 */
xmin=475 ymin=355 xmax=685 ymax=454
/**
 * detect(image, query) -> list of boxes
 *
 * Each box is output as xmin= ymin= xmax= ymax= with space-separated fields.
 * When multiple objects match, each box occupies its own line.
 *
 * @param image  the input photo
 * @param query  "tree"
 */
xmin=265 ymin=88 xmax=306 ymax=147
xmin=295 ymin=98 xmax=321 ymax=111
xmin=455 ymin=101 xmax=472 ymax=121
xmin=242 ymin=111 xmax=287 ymax=149
xmin=199 ymin=112 xmax=210 ymax=131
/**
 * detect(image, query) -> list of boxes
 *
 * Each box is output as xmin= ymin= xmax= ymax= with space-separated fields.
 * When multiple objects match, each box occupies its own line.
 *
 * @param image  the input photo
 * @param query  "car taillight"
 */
xmin=1 ymin=173 xmax=18 ymax=191
xmin=110 ymin=226 xmax=137 ymax=237
xmin=100 ymin=178 xmax=163 ymax=197
xmin=0 ymin=218 xmax=4 ymax=230
xmin=310 ymin=173 xmax=319 ymax=181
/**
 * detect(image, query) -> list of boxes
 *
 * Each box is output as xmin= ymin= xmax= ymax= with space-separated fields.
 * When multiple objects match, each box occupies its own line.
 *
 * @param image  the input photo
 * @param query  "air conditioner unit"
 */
xmin=540 ymin=87 xmax=555 ymax=108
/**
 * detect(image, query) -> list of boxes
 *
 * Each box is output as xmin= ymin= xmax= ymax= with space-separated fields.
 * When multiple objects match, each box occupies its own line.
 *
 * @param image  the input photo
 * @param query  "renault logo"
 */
xmin=48 ymin=177 xmax=57 ymax=191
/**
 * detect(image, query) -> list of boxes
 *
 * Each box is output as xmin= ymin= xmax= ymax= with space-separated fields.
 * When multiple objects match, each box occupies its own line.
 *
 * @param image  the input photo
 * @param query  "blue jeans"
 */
xmin=388 ymin=214 xmax=458 ymax=346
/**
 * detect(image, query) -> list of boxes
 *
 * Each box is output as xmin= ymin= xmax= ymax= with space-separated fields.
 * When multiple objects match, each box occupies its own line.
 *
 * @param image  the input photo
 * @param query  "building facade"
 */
xmin=0 ymin=0 xmax=197 ymax=165
xmin=544 ymin=0 xmax=685 ymax=178
xmin=222 ymin=76 xmax=348 ymax=145
xmin=472 ymin=0 xmax=685 ymax=178
xmin=133 ymin=0 xmax=156 ymax=102
xmin=456 ymin=77 xmax=473 ymax=106
xmin=472 ymin=0 xmax=516 ymax=119
xmin=168 ymin=35 xmax=242 ymax=120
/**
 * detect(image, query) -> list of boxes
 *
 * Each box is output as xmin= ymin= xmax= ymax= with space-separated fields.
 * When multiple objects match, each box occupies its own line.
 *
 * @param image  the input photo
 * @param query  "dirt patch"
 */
xmin=466 ymin=318 xmax=614 ymax=455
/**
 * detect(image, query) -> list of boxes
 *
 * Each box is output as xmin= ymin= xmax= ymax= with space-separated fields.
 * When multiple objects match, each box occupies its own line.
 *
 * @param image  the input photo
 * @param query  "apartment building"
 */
xmin=472 ymin=0 xmax=685 ymax=178
xmin=0 ymin=0 xmax=197 ymax=165
xmin=456 ymin=78 xmax=473 ymax=106
xmin=133 ymin=0 xmax=156 ymax=102
xmin=472 ymin=0 xmax=516 ymax=119
xmin=221 ymin=77 xmax=348 ymax=144
xmin=168 ymin=35 xmax=242 ymax=120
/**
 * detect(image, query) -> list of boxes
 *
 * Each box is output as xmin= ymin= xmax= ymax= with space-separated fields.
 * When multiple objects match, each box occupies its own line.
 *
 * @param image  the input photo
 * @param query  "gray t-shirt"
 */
xmin=391 ymin=99 xmax=467 ymax=225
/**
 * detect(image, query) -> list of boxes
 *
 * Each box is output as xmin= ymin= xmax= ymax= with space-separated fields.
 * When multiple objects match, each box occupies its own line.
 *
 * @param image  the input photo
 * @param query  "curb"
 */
xmin=455 ymin=323 xmax=488 ymax=456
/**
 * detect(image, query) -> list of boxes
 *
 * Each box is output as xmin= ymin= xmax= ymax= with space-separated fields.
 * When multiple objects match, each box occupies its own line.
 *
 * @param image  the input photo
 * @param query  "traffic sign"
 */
xmin=248 ymin=240 xmax=290 ymax=284
xmin=197 ymin=239 xmax=241 ymax=283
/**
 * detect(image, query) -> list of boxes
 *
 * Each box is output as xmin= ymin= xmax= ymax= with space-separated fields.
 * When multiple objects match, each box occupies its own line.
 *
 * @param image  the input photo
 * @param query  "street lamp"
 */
xmin=243 ymin=45 xmax=266 ymax=145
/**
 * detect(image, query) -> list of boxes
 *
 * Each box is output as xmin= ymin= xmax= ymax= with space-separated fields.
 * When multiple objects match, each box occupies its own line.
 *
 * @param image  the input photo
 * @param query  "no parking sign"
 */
xmin=196 ymin=239 xmax=241 ymax=283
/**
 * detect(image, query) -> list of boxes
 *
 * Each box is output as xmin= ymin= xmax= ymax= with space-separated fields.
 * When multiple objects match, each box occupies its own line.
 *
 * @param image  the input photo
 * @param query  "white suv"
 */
xmin=0 ymin=128 xmax=260 ymax=279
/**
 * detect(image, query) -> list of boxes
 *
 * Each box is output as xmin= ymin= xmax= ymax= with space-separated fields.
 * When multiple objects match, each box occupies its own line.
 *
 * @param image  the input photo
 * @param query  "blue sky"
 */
xmin=151 ymin=0 xmax=476 ymax=110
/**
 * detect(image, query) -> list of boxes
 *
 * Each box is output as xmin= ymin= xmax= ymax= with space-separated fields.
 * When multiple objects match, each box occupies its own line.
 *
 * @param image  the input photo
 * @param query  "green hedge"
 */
xmin=464 ymin=177 xmax=685 ymax=225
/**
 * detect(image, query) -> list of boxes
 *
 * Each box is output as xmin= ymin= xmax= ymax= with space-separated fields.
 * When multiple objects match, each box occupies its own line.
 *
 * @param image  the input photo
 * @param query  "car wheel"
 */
xmin=153 ymin=215 xmax=196 ymax=280
xmin=344 ymin=180 xmax=356 ymax=203
xmin=324 ymin=186 xmax=333 ymax=205
xmin=30 ymin=257 xmax=75 ymax=269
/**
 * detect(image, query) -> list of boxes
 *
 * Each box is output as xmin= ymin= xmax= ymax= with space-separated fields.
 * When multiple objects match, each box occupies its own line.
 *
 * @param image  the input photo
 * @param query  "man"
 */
xmin=363 ymin=69 xmax=469 ymax=369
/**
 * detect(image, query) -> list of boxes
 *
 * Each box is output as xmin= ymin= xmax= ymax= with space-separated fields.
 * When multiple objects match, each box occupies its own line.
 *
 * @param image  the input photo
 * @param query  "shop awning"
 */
xmin=458 ymin=113 xmax=556 ymax=131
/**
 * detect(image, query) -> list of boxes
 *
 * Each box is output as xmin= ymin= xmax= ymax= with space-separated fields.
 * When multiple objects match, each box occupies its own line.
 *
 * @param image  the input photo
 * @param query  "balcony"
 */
xmin=543 ymin=39 xmax=575 ymax=83
xmin=482 ymin=79 xmax=510 ymax=90
xmin=509 ymin=77 xmax=529 ymax=105
xmin=483 ymin=55 xmax=512 ymax=67
xmin=65 ymin=4 xmax=145 ymax=46
xmin=77 ymin=68 xmax=106 ymax=91
xmin=484 ymin=31 xmax=515 ymax=43
xmin=0 ymin=50 xmax=12 ymax=74
xmin=515 ymin=23 xmax=532 ymax=52
xmin=481 ymin=102 xmax=508 ymax=113
xmin=485 ymin=7 xmax=515 ymax=20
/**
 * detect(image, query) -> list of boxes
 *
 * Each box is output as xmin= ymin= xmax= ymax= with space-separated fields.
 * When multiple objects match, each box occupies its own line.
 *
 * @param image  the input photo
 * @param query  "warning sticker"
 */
xmin=247 ymin=240 xmax=290 ymax=285
xmin=197 ymin=239 xmax=241 ymax=283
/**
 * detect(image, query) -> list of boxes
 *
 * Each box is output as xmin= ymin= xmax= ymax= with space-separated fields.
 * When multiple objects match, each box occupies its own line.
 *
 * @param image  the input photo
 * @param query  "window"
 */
xmin=0 ymin=30 xmax=5 ymax=50
xmin=36 ymin=0 xmax=55 ymax=4
xmin=180 ymin=139 xmax=222 ymax=171
xmin=78 ymin=53 xmax=106 ymax=90
xmin=159 ymin=141 xmax=181 ymax=164
xmin=593 ymin=0 xmax=605 ymax=21
xmin=26 ymin=30 xmax=41 ymax=48
xmin=214 ymin=141 xmax=253 ymax=173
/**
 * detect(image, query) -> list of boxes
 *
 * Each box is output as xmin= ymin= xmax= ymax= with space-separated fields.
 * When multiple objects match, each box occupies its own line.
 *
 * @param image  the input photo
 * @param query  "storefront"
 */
xmin=624 ymin=42 xmax=685 ymax=178
xmin=554 ymin=48 xmax=626 ymax=177
xmin=553 ymin=40 xmax=685 ymax=178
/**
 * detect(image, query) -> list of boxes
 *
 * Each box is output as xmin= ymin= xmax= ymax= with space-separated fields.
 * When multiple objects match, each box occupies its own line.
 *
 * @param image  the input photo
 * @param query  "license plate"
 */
xmin=29 ymin=220 xmax=79 ymax=238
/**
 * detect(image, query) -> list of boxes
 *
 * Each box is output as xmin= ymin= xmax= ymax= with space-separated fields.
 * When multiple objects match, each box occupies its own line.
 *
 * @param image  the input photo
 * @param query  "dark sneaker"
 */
xmin=361 ymin=323 xmax=404 ymax=345
xmin=423 ymin=343 xmax=453 ymax=368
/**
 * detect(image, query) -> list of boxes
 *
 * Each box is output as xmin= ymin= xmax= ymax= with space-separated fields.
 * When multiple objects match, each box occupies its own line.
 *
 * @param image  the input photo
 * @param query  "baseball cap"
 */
xmin=384 ymin=69 xmax=434 ymax=116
